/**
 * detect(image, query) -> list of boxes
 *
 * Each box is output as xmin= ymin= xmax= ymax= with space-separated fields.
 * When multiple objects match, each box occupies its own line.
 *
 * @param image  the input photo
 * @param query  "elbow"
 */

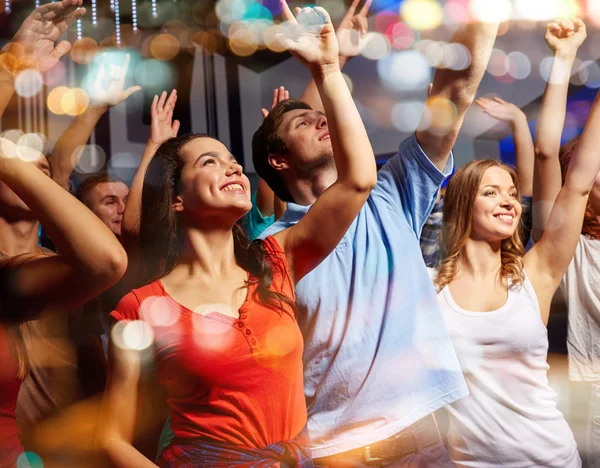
xmin=348 ymin=179 xmax=377 ymax=195
xmin=95 ymin=434 xmax=122 ymax=467
xmin=93 ymin=246 xmax=129 ymax=289
xmin=349 ymin=171 xmax=377 ymax=194
xmin=447 ymin=84 xmax=476 ymax=112
xmin=534 ymin=146 xmax=555 ymax=162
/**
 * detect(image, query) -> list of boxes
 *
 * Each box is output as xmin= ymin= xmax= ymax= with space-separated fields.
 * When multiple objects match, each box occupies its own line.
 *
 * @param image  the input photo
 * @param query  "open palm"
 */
xmin=91 ymin=54 xmax=141 ymax=108
xmin=150 ymin=90 xmax=180 ymax=146
xmin=475 ymin=97 xmax=523 ymax=124
xmin=12 ymin=0 xmax=86 ymax=73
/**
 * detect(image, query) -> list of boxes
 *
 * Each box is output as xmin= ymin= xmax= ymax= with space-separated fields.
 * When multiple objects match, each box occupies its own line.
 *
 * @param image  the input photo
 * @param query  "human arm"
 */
xmin=258 ymin=87 xmax=289 ymax=218
xmin=298 ymin=0 xmax=370 ymax=112
xmin=121 ymin=90 xmax=179 ymax=244
xmin=0 ymin=0 xmax=85 ymax=119
xmin=416 ymin=21 xmax=499 ymax=171
xmin=273 ymin=2 xmax=376 ymax=282
xmin=0 ymin=156 xmax=127 ymax=323
xmin=525 ymin=87 xmax=600 ymax=323
xmin=97 ymin=296 xmax=157 ymax=468
xmin=50 ymin=54 xmax=141 ymax=189
xmin=475 ymin=97 xmax=534 ymax=196
xmin=99 ymin=348 xmax=156 ymax=468
xmin=532 ymin=18 xmax=586 ymax=241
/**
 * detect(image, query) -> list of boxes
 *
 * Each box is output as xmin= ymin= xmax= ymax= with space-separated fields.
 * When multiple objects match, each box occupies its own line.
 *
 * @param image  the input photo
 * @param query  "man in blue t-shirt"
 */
xmin=251 ymin=18 xmax=499 ymax=467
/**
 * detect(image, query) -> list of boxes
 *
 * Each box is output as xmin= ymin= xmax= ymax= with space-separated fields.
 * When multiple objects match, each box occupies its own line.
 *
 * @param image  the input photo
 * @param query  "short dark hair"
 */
xmin=252 ymin=99 xmax=312 ymax=203
xmin=76 ymin=173 xmax=126 ymax=207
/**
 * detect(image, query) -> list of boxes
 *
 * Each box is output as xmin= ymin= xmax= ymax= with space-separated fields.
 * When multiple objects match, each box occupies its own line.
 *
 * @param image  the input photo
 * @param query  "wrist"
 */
xmin=510 ymin=112 xmax=527 ymax=129
xmin=310 ymin=61 xmax=341 ymax=80
xmin=86 ymin=104 xmax=108 ymax=119
xmin=337 ymin=55 xmax=349 ymax=69
xmin=554 ymin=50 xmax=577 ymax=62
xmin=145 ymin=140 xmax=161 ymax=151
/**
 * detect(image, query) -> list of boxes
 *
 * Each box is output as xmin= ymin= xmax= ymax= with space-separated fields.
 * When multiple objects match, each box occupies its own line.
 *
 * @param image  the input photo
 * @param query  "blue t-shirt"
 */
xmin=244 ymin=192 xmax=275 ymax=241
xmin=260 ymin=134 xmax=468 ymax=458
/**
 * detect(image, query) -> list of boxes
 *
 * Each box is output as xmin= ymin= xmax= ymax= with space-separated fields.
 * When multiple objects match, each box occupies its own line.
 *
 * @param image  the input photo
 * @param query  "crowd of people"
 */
xmin=0 ymin=0 xmax=599 ymax=467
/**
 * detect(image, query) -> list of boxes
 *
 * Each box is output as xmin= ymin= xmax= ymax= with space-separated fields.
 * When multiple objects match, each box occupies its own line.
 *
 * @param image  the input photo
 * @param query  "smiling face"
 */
xmin=174 ymin=137 xmax=252 ymax=224
xmin=0 ymin=155 xmax=51 ymax=220
xmin=471 ymin=166 xmax=522 ymax=242
xmin=273 ymin=108 xmax=335 ymax=177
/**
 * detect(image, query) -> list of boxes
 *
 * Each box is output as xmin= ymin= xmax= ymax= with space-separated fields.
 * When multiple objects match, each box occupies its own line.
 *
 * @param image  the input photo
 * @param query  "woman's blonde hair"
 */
xmin=434 ymin=159 xmax=525 ymax=291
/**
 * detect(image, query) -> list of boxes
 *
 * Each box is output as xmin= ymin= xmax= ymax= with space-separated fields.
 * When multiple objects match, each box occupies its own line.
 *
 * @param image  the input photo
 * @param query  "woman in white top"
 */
xmin=532 ymin=16 xmax=600 ymax=467
xmin=430 ymin=19 xmax=596 ymax=466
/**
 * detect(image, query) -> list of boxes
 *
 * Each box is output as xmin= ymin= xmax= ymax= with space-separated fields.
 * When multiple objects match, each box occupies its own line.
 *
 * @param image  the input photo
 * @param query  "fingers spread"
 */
xmin=157 ymin=90 xmax=168 ymax=109
xmin=344 ymin=0 xmax=361 ymax=21
xmin=50 ymin=40 xmax=72 ymax=62
xmin=280 ymin=0 xmax=297 ymax=23
xmin=165 ymin=89 xmax=178 ymax=111
xmin=359 ymin=0 xmax=372 ymax=17
xmin=172 ymin=120 xmax=181 ymax=136
xmin=277 ymin=85 xmax=286 ymax=102
xmin=151 ymin=94 xmax=158 ymax=114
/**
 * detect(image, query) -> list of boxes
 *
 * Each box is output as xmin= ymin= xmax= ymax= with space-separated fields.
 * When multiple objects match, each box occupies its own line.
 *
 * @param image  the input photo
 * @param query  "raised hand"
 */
xmin=90 ymin=54 xmax=141 ymax=108
xmin=475 ymin=97 xmax=525 ymax=125
xmin=277 ymin=0 xmax=338 ymax=71
xmin=336 ymin=0 xmax=371 ymax=60
xmin=149 ymin=90 xmax=180 ymax=146
xmin=11 ymin=0 xmax=86 ymax=73
xmin=545 ymin=18 xmax=586 ymax=57
xmin=261 ymin=86 xmax=290 ymax=118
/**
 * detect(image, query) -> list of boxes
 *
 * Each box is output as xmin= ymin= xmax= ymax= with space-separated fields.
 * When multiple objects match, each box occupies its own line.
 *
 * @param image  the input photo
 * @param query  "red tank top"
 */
xmin=0 ymin=326 xmax=23 ymax=468
xmin=110 ymin=237 xmax=307 ymax=448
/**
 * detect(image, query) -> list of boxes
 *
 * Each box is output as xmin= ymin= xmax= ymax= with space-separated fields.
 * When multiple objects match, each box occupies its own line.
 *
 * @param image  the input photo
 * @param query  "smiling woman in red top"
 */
xmin=96 ymin=3 xmax=376 ymax=467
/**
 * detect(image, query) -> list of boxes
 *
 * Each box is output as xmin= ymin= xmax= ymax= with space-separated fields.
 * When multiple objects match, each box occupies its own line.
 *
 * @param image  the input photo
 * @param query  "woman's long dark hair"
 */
xmin=139 ymin=133 xmax=296 ymax=315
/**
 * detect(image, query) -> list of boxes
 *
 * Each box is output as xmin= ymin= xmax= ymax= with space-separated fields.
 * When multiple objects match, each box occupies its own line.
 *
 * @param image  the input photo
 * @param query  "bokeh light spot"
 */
xmin=47 ymin=86 xmax=69 ymax=115
xmin=150 ymin=34 xmax=180 ymax=60
xmin=71 ymin=38 xmax=99 ymax=65
xmin=361 ymin=32 xmax=391 ymax=60
xmin=72 ymin=144 xmax=106 ymax=174
xmin=61 ymin=88 xmax=89 ymax=116
xmin=401 ymin=0 xmax=444 ymax=31
xmin=15 ymin=69 xmax=43 ymax=98
xmin=17 ymin=451 xmax=44 ymax=468
xmin=377 ymin=51 xmax=430 ymax=92
xmin=122 ymin=320 xmax=155 ymax=351
xmin=141 ymin=296 xmax=181 ymax=327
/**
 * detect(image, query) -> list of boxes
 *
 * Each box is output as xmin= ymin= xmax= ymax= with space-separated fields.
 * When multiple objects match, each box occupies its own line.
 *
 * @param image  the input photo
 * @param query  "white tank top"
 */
xmin=559 ymin=235 xmax=600 ymax=381
xmin=433 ymin=270 xmax=581 ymax=468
